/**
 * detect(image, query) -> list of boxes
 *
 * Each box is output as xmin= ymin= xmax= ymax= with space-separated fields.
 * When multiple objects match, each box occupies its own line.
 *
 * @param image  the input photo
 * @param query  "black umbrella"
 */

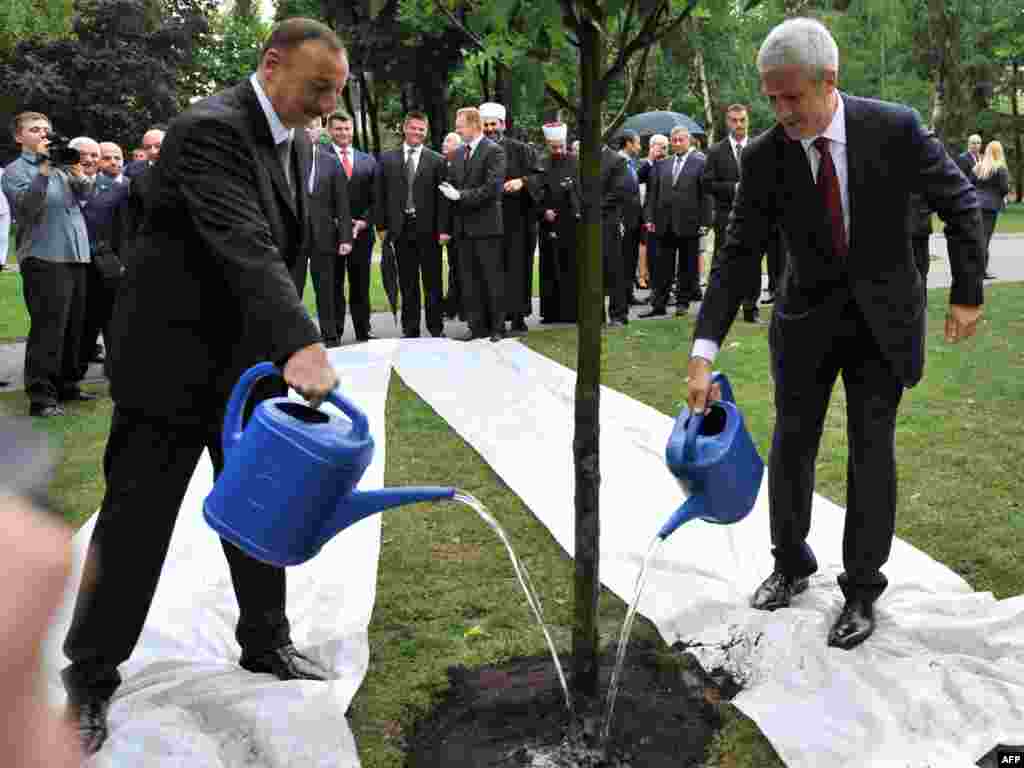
xmin=617 ymin=111 xmax=706 ymax=139
xmin=379 ymin=236 xmax=400 ymax=325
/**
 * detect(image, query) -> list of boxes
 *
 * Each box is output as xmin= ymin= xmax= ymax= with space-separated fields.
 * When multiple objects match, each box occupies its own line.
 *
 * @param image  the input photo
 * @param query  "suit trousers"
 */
xmin=444 ymin=241 xmax=463 ymax=319
xmin=20 ymin=258 xmax=87 ymax=407
xmin=980 ymin=209 xmax=998 ymax=272
xmin=764 ymin=227 xmax=785 ymax=295
xmin=62 ymin=403 xmax=292 ymax=698
xmin=459 ymin=235 xmax=504 ymax=336
xmin=336 ymin=230 xmax=373 ymax=339
xmin=395 ymin=221 xmax=443 ymax=337
xmin=78 ymin=263 xmax=119 ymax=378
xmin=624 ymin=224 xmax=642 ymax=294
xmin=651 ymin=232 xmax=698 ymax=310
xmin=911 ymin=236 xmax=931 ymax=282
xmin=500 ymin=218 xmax=536 ymax=320
xmin=603 ymin=215 xmax=627 ymax=321
xmin=310 ymin=249 xmax=341 ymax=342
xmin=712 ymin=221 xmax=759 ymax=309
xmin=768 ymin=293 xmax=904 ymax=603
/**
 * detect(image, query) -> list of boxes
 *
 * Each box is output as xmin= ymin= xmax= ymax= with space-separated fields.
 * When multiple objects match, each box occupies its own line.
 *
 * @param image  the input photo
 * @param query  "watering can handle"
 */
xmin=681 ymin=409 xmax=704 ymax=465
xmin=223 ymin=363 xmax=370 ymax=459
xmin=711 ymin=371 xmax=735 ymax=405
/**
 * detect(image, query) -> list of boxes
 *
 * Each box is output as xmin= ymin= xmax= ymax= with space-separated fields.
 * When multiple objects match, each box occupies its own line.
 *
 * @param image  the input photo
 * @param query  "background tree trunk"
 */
xmin=1013 ymin=60 xmax=1022 ymax=203
xmin=571 ymin=9 xmax=604 ymax=703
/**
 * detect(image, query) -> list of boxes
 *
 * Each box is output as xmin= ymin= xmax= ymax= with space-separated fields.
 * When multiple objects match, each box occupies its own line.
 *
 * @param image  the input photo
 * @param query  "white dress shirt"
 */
xmin=692 ymin=95 xmax=850 ymax=364
xmin=249 ymin=73 xmax=294 ymax=147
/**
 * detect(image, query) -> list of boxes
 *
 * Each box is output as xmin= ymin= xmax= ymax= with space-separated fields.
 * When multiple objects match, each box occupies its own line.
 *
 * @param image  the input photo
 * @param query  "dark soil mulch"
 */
xmin=405 ymin=640 xmax=734 ymax=767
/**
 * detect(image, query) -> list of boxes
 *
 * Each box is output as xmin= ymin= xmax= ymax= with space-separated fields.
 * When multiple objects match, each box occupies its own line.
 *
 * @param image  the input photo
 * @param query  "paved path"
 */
xmin=0 ymin=234 xmax=1021 ymax=394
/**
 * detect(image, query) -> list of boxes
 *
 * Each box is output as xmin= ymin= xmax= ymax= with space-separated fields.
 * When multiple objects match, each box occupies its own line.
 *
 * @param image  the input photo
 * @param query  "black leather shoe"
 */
xmin=489 ymin=333 xmax=503 ymax=342
xmin=639 ymin=308 xmax=667 ymax=318
xmin=457 ymin=331 xmax=479 ymax=341
xmin=60 ymin=390 xmax=99 ymax=402
xmin=355 ymin=332 xmax=375 ymax=342
xmin=674 ymin=304 xmax=689 ymax=317
xmin=30 ymin=403 xmax=65 ymax=417
xmin=761 ymin=292 xmax=776 ymax=305
xmin=984 ymin=272 xmax=996 ymax=280
xmin=239 ymin=643 xmax=332 ymax=681
xmin=743 ymin=307 xmax=762 ymax=324
xmin=322 ymin=337 xmax=341 ymax=348
xmin=827 ymin=598 xmax=875 ymax=649
xmin=750 ymin=570 xmax=809 ymax=611
xmin=510 ymin=318 xmax=529 ymax=333
xmin=66 ymin=693 xmax=111 ymax=755
xmin=606 ymin=318 xmax=627 ymax=328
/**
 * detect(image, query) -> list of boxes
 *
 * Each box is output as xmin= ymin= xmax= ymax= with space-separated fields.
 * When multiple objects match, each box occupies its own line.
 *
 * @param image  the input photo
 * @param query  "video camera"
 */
xmin=45 ymin=135 xmax=81 ymax=166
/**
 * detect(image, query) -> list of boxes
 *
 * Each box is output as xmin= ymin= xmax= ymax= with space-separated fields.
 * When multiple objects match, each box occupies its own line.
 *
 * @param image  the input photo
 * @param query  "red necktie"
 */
xmin=813 ymin=137 xmax=847 ymax=260
xmin=341 ymin=149 xmax=353 ymax=179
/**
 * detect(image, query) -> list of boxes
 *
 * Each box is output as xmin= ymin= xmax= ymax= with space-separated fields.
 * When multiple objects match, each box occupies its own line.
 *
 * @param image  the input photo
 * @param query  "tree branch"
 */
xmin=432 ymin=0 xmax=485 ymax=50
xmin=602 ymin=42 xmax=650 ymax=141
xmin=617 ymin=0 xmax=638 ymax=55
xmin=546 ymin=82 xmax=576 ymax=115
xmin=558 ymin=0 xmax=580 ymax=33
xmin=602 ymin=0 xmax=698 ymax=89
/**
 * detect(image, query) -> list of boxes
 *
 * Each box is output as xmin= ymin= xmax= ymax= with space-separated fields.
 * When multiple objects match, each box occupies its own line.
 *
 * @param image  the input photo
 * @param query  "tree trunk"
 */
xmin=358 ymin=70 xmax=373 ymax=154
xmin=692 ymin=34 xmax=715 ymax=144
xmin=1013 ymin=60 xmax=1022 ymax=204
xmin=365 ymin=72 xmax=382 ymax=156
xmin=571 ymin=10 xmax=604 ymax=704
xmin=342 ymin=86 xmax=363 ymax=149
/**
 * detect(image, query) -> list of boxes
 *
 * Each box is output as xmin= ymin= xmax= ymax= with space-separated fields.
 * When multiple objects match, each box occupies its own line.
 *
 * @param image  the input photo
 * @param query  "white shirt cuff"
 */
xmin=691 ymin=339 xmax=719 ymax=363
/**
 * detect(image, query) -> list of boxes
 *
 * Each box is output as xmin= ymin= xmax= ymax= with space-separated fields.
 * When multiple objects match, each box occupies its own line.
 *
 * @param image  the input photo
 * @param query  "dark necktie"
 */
xmin=278 ymin=138 xmax=294 ymax=197
xmin=404 ymin=148 xmax=416 ymax=213
xmin=672 ymin=154 xmax=683 ymax=184
xmin=734 ymin=143 xmax=743 ymax=173
xmin=813 ymin=136 xmax=846 ymax=260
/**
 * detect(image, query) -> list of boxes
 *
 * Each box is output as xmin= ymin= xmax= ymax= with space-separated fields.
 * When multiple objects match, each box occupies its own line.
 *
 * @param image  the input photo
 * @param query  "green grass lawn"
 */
xmin=0 ymin=283 xmax=1021 ymax=767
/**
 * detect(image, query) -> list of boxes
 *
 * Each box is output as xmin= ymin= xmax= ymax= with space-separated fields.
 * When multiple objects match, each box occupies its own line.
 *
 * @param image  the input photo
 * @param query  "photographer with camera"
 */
xmin=2 ymin=112 xmax=94 ymax=418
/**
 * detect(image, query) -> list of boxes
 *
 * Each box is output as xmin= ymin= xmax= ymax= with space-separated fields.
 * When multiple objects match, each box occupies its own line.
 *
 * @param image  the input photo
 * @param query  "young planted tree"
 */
xmin=431 ymin=0 xmax=712 ymax=701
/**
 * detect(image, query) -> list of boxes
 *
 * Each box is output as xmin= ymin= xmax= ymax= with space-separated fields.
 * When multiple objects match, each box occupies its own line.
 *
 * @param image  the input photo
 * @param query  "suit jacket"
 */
xmin=374 ymin=146 xmax=448 ymax=238
xmin=335 ymin=146 xmax=376 ymax=227
xmin=695 ymin=93 xmax=985 ymax=387
xmin=307 ymin=144 xmax=352 ymax=255
xmin=702 ymin=137 xmax=743 ymax=229
xmin=446 ymin=137 xmax=506 ymax=239
xmin=645 ymin=151 xmax=712 ymax=237
xmin=615 ymin=152 xmax=642 ymax=229
xmin=975 ymin=167 xmax=1009 ymax=211
xmin=81 ymin=173 xmax=131 ymax=277
xmin=956 ymin=151 xmax=979 ymax=185
xmin=109 ymin=78 xmax=320 ymax=421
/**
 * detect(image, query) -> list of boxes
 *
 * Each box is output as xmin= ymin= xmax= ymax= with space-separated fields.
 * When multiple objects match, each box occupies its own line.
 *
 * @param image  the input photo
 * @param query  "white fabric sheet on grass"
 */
xmin=393 ymin=337 xmax=1024 ymax=768
xmin=43 ymin=339 xmax=399 ymax=768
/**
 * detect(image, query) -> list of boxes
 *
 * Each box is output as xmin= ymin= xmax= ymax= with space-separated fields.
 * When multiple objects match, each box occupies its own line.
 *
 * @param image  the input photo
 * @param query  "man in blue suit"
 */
xmin=327 ymin=112 xmax=376 ymax=341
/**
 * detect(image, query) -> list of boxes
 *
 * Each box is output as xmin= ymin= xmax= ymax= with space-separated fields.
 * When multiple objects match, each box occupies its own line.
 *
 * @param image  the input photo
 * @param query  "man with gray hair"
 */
xmin=68 ymin=137 xmax=101 ymax=182
xmin=688 ymin=17 xmax=984 ymax=649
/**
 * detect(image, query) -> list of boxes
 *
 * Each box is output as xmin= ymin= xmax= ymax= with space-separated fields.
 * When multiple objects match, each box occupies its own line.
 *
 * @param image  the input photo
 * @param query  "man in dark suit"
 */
xmin=440 ymin=106 xmax=506 ymax=341
xmin=123 ymin=127 xmax=164 ymax=179
xmin=688 ymin=17 xmax=984 ymax=651
xmin=642 ymin=126 xmax=712 ymax=317
xmin=956 ymin=133 xmax=982 ymax=183
xmin=441 ymin=131 xmax=465 ymax=320
xmin=374 ymin=112 xmax=449 ymax=338
xmin=601 ymin=144 xmax=630 ymax=326
xmin=60 ymin=19 xmax=348 ymax=754
xmin=480 ymin=102 xmax=539 ymax=336
xmin=305 ymin=120 xmax=352 ymax=347
xmin=611 ymin=130 xmax=643 ymax=325
xmin=328 ymin=112 xmax=376 ymax=341
xmin=702 ymin=104 xmax=765 ymax=323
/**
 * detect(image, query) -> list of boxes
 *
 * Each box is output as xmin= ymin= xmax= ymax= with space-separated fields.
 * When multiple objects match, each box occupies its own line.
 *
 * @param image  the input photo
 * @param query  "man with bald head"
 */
xmin=124 ymin=128 xmax=163 ymax=178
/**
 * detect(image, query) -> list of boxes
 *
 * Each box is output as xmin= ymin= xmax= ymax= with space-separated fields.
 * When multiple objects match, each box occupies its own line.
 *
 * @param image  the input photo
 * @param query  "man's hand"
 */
xmin=283 ymin=343 xmax=338 ymax=408
xmin=503 ymin=178 xmax=524 ymax=193
xmin=438 ymin=182 xmax=461 ymax=201
xmin=945 ymin=304 xmax=982 ymax=343
xmin=544 ymin=209 xmax=557 ymax=223
xmin=353 ymin=219 xmax=367 ymax=236
xmin=687 ymin=356 xmax=722 ymax=414
xmin=338 ymin=243 xmax=352 ymax=256
xmin=646 ymin=222 xmax=656 ymax=234
xmin=439 ymin=233 xmax=451 ymax=245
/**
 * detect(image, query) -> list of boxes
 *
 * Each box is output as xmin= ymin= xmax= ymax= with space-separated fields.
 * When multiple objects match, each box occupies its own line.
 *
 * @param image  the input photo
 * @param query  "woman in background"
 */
xmin=974 ymin=140 xmax=1010 ymax=280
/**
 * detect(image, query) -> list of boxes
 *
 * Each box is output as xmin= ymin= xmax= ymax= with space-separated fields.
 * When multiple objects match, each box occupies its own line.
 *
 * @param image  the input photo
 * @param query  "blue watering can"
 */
xmin=204 ymin=363 xmax=455 ymax=566
xmin=657 ymin=372 xmax=764 ymax=540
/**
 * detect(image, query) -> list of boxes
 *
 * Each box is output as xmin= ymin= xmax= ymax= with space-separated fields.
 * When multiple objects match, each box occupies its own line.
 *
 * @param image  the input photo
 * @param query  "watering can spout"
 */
xmin=657 ymin=496 xmax=706 ymax=540
xmin=321 ymin=486 xmax=457 ymax=546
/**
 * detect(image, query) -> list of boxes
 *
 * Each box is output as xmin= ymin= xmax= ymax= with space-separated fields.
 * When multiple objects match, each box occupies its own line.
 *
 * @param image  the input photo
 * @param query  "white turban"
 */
xmin=542 ymin=122 xmax=567 ymax=141
xmin=479 ymin=102 xmax=506 ymax=122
